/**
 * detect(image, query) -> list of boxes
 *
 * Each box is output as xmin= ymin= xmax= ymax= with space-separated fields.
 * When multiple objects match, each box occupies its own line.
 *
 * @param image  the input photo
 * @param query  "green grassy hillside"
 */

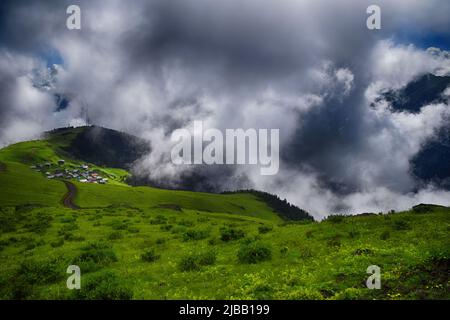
xmin=0 ymin=128 xmax=448 ymax=300
xmin=0 ymin=136 xmax=280 ymax=222
xmin=0 ymin=161 xmax=66 ymax=207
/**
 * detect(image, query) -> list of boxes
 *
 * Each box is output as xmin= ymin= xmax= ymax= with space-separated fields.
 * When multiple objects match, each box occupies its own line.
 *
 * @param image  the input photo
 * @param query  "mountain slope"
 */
xmin=0 ymin=128 xmax=285 ymax=222
xmin=0 ymin=126 xmax=314 ymax=221
xmin=46 ymin=126 xmax=150 ymax=170
xmin=381 ymin=74 xmax=450 ymax=113
xmin=0 ymin=127 xmax=448 ymax=300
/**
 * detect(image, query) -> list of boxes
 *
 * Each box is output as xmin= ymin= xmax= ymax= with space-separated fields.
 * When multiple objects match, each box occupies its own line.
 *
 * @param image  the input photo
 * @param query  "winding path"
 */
xmin=62 ymin=180 xmax=80 ymax=209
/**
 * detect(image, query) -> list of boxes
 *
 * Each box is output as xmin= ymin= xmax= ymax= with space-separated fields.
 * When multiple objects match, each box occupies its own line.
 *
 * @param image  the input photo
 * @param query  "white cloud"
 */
xmin=1 ymin=0 xmax=450 ymax=218
xmin=335 ymin=68 xmax=354 ymax=95
xmin=370 ymin=40 xmax=449 ymax=90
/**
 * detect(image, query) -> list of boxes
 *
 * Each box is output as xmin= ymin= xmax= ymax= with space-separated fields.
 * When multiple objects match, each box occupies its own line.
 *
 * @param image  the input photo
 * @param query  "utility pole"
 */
xmin=80 ymin=98 xmax=91 ymax=126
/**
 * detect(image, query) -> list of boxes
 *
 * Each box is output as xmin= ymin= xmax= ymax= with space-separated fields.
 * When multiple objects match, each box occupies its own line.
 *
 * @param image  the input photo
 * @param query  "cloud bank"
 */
xmin=1 ymin=0 xmax=450 ymax=219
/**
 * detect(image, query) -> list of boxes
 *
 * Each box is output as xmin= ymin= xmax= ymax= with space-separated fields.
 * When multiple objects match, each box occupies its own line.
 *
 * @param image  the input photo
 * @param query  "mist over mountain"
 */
xmin=412 ymin=123 xmax=450 ymax=190
xmin=375 ymin=74 xmax=450 ymax=191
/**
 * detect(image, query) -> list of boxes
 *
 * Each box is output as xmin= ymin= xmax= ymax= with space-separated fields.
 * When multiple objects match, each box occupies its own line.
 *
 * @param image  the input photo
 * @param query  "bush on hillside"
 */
xmin=73 ymin=271 xmax=133 ymax=300
xmin=178 ymin=250 xmax=217 ymax=271
xmin=237 ymin=242 xmax=272 ymax=264
xmin=141 ymin=248 xmax=160 ymax=262
xmin=182 ymin=229 xmax=210 ymax=241
xmin=258 ymin=225 xmax=273 ymax=234
xmin=392 ymin=219 xmax=411 ymax=231
xmin=220 ymin=227 xmax=246 ymax=242
xmin=74 ymin=242 xmax=117 ymax=272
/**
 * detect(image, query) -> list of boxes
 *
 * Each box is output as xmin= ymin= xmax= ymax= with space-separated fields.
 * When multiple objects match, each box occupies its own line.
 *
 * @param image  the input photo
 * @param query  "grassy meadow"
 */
xmin=0 ymin=132 xmax=449 ymax=300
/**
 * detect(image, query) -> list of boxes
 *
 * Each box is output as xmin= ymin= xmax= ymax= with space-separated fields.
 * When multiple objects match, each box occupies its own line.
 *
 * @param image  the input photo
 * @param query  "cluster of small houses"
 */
xmin=30 ymin=159 xmax=109 ymax=184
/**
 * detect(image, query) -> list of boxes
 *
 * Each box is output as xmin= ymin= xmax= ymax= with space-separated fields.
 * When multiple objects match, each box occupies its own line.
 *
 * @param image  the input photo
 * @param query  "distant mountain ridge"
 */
xmin=380 ymin=73 xmax=450 ymax=113
xmin=222 ymin=189 xmax=314 ymax=221
xmin=44 ymin=126 xmax=314 ymax=220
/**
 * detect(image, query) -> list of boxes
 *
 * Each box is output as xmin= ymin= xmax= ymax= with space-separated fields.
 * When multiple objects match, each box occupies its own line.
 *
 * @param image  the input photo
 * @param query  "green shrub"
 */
xmin=141 ymin=248 xmax=160 ymax=262
xmin=50 ymin=238 xmax=64 ymax=248
xmin=0 ymin=275 xmax=33 ymax=299
xmin=348 ymin=230 xmax=360 ymax=239
xmin=392 ymin=219 xmax=411 ymax=231
xmin=74 ymin=242 xmax=117 ymax=272
xmin=24 ymin=215 xmax=52 ymax=234
xmin=7 ymin=236 xmax=19 ymax=244
xmin=298 ymin=245 xmax=314 ymax=258
xmin=17 ymin=258 xmax=62 ymax=285
xmin=332 ymin=288 xmax=365 ymax=300
xmin=380 ymin=230 xmax=390 ymax=240
xmin=284 ymin=288 xmax=323 ymax=300
xmin=73 ymin=271 xmax=133 ymax=300
xmin=110 ymin=221 xmax=128 ymax=230
xmin=196 ymin=250 xmax=217 ymax=266
xmin=220 ymin=227 xmax=245 ymax=242
xmin=237 ymin=242 xmax=272 ymax=264
xmin=155 ymin=237 xmax=166 ymax=245
xmin=0 ymin=239 xmax=10 ymax=248
xmin=149 ymin=215 xmax=168 ymax=225
xmin=178 ymin=219 xmax=195 ymax=227
xmin=60 ymin=216 xmax=77 ymax=223
xmin=252 ymin=284 xmax=274 ymax=299
xmin=178 ymin=255 xmax=200 ymax=271
xmin=325 ymin=214 xmax=346 ymax=224
xmin=326 ymin=235 xmax=341 ymax=248
xmin=160 ymin=224 xmax=173 ymax=231
xmin=88 ymin=214 xmax=103 ymax=221
xmin=242 ymin=235 xmax=262 ymax=244
xmin=170 ymin=225 xmax=187 ymax=234
xmin=258 ymin=225 xmax=273 ymax=234
xmin=178 ymin=250 xmax=216 ymax=271
xmin=59 ymin=231 xmax=85 ymax=241
xmin=59 ymin=223 xmax=79 ymax=232
xmin=107 ymin=231 xmax=123 ymax=240
xmin=353 ymin=248 xmax=373 ymax=255
xmin=208 ymin=237 xmax=220 ymax=246
xmin=22 ymin=237 xmax=45 ymax=251
xmin=182 ymin=229 xmax=210 ymax=241
xmin=0 ymin=207 xmax=18 ymax=233
xmin=127 ymin=227 xmax=140 ymax=233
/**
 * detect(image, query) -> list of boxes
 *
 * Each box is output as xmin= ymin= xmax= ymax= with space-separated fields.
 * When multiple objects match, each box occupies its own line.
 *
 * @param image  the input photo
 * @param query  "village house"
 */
xmin=33 ymin=159 xmax=109 ymax=185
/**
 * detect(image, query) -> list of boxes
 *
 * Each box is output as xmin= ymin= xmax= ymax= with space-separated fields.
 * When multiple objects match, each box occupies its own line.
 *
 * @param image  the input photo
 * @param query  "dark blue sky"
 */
xmin=394 ymin=29 xmax=450 ymax=51
xmin=39 ymin=47 xmax=64 ymax=67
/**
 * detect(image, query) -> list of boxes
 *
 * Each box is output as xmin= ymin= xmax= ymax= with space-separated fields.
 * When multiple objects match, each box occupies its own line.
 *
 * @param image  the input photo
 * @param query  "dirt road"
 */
xmin=62 ymin=181 xmax=80 ymax=209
